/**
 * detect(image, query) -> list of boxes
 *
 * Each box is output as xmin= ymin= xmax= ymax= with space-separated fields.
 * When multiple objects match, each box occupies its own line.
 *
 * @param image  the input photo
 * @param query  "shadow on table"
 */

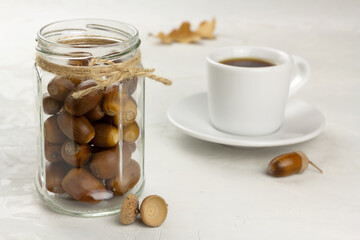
xmin=174 ymin=131 xmax=319 ymax=164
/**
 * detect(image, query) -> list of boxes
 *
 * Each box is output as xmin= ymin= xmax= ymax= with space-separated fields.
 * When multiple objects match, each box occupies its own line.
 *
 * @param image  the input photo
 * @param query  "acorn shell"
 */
xmin=100 ymin=114 xmax=117 ymax=126
xmin=64 ymin=80 xmax=104 ymax=116
xmin=102 ymin=84 xmax=128 ymax=116
xmin=268 ymin=152 xmax=306 ymax=177
xmin=124 ymin=142 xmax=136 ymax=154
xmin=85 ymin=103 xmax=105 ymax=121
xmin=61 ymin=140 xmax=92 ymax=167
xmin=46 ymin=162 xmax=70 ymax=194
xmin=92 ymin=123 xmax=120 ymax=148
xmin=121 ymin=143 xmax=132 ymax=167
xmin=119 ymin=98 xmax=137 ymax=127
xmin=124 ymin=77 xmax=138 ymax=96
xmin=44 ymin=115 xmax=67 ymax=143
xmin=61 ymin=168 xmax=109 ymax=203
xmin=123 ymin=122 xmax=139 ymax=143
xmin=57 ymin=111 xmax=95 ymax=144
xmin=44 ymin=141 xmax=63 ymax=163
xmin=105 ymin=159 xmax=140 ymax=195
xmin=89 ymin=145 xmax=120 ymax=179
xmin=47 ymin=76 xmax=76 ymax=101
xmin=43 ymin=93 xmax=62 ymax=115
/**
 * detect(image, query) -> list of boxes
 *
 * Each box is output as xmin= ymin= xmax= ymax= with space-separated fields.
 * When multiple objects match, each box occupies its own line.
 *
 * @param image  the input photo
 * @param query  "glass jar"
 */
xmin=34 ymin=19 xmax=145 ymax=217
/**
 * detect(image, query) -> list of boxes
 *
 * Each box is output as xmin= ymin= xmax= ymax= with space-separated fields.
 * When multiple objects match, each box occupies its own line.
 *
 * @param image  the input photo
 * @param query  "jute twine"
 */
xmin=35 ymin=50 xmax=172 ymax=99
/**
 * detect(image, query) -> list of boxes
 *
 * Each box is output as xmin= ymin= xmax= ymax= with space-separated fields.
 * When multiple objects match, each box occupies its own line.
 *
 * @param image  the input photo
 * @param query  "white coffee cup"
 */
xmin=206 ymin=46 xmax=310 ymax=136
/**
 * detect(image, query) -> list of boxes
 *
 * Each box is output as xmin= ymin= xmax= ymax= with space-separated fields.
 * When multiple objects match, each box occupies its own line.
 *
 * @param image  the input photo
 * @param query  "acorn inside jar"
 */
xmin=44 ymin=74 xmax=141 ymax=202
xmin=35 ymin=19 xmax=145 ymax=217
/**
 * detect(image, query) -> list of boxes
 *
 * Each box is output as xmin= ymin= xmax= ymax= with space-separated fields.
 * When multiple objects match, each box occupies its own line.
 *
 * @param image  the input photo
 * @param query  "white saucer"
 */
xmin=167 ymin=92 xmax=325 ymax=147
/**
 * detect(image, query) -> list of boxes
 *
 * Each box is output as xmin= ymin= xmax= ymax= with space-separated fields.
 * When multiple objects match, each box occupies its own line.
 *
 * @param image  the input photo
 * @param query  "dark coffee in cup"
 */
xmin=219 ymin=58 xmax=275 ymax=68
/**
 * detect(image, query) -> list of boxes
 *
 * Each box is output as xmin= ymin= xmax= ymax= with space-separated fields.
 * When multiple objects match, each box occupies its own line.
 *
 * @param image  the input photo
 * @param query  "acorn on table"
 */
xmin=268 ymin=151 xmax=323 ymax=177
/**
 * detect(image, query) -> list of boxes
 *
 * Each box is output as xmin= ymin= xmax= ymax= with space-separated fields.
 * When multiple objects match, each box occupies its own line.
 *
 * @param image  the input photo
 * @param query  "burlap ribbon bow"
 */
xmin=35 ymin=51 xmax=172 ymax=98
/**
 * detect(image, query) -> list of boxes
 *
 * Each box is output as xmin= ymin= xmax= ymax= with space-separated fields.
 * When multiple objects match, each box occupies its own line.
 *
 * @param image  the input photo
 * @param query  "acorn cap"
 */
xmin=296 ymin=151 xmax=309 ymax=173
xmin=120 ymin=194 xmax=139 ymax=225
xmin=140 ymin=195 xmax=168 ymax=227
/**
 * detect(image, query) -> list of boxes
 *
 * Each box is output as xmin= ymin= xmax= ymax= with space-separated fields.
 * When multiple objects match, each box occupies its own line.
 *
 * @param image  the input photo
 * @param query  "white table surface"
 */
xmin=0 ymin=0 xmax=359 ymax=239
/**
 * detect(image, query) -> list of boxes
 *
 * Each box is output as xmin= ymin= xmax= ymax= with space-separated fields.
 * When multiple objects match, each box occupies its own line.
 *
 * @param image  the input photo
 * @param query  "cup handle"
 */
xmin=288 ymin=56 xmax=311 ymax=97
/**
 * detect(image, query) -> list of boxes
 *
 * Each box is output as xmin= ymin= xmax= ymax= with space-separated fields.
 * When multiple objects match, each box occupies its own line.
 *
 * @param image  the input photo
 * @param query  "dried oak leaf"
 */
xmin=156 ymin=22 xmax=201 ymax=44
xmin=196 ymin=18 xmax=216 ymax=39
xmin=156 ymin=32 xmax=172 ymax=44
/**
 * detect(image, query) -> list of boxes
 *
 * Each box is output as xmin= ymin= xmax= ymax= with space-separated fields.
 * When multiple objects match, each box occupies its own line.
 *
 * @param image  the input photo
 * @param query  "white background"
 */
xmin=0 ymin=0 xmax=359 ymax=239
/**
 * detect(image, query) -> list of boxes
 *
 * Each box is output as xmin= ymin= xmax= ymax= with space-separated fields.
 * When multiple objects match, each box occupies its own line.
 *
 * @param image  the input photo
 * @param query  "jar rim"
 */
xmin=36 ymin=18 xmax=140 ymax=53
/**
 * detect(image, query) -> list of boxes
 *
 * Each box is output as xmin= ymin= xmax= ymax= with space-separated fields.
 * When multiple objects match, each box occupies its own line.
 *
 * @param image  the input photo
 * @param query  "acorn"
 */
xmin=89 ymin=143 xmax=131 ymax=179
xmin=124 ymin=142 xmax=136 ymax=154
xmin=104 ymin=51 xmax=122 ymax=63
xmin=47 ymin=76 xmax=76 ymax=101
xmin=120 ymin=98 xmax=137 ymax=127
xmin=68 ymin=59 xmax=89 ymax=66
xmin=105 ymin=160 xmax=140 ymax=195
xmin=61 ymin=140 xmax=92 ymax=167
xmin=111 ymin=115 xmax=121 ymax=127
xmin=92 ymin=123 xmax=120 ymax=148
xmin=119 ymin=143 xmax=132 ymax=167
xmin=46 ymin=162 xmax=70 ymax=194
xmin=44 ymin=141 xmax=63 ymax=163
xmin=268 ymin=151 xmax=323 ymax=177
xmin=85 ymin=103 xmax=105 ymax=121
xmin=90 ymin=144 xmax=108 ymax=153
xmin=89 ymin=145 xmax=120 ymax=179
xmin=62 ymin=168 xmax=110 ymax=203
xmin=101 ymin=99 xmax=137 ymax=127
xmin=64 ymin=80 xmax=104 ymax=116
xmin=123 ymin=122 xmax=140 ymax=143
xmin=44 ymin=115 xmax=67 ymax=143
xmin=128 ymin=96 xmax=138 ymax=107
xmin=100 ymin=114 xmax=116 ymax=126
xmin=43 ymin=93 xmax=62 ymax=115
xmin=67 ymin=51 xmax=92 ymax=66
xmin=108 ymin=99 xmax=137 ymax=127
xmin=91 ymin=142 xmax=131 ymax=162
xmin=102 ymin=84 xmax=128 ymax=116
xmin=57 ymin=111 xmax=95 ymax=144
xmin=124 ymin=77 xmax=138 ymax=96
